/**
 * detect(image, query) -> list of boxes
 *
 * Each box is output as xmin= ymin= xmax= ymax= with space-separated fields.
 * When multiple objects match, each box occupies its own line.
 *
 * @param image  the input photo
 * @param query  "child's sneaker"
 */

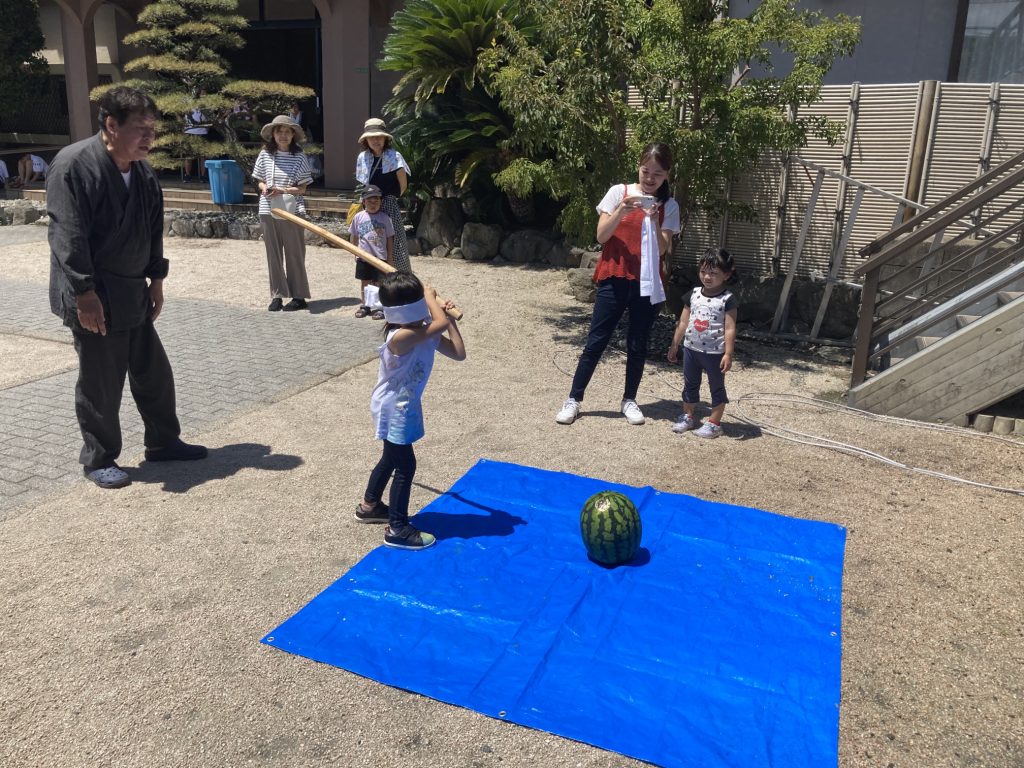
xmin=354 ymin=501 xmax=389 ymax=523
xmin=694 ymin=422 xmax=723 ymax=439
xmin=621 ymin=399 xmax=645 ymax=425
xmin=671 ymin=413 xmax=698 ymax=433
xmin=555 ymin=398 xmax=580 ymax=425
xmin=384 ymin=525 xmax=436 ymax=550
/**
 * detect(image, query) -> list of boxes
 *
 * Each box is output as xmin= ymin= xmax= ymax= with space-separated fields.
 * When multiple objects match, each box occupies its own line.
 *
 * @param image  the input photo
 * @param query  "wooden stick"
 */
xmin=270 ymin=207 xmax=464 ymax=320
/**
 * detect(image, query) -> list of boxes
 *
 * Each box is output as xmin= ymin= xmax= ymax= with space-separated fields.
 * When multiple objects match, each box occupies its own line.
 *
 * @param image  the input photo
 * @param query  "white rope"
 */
xmin=733 ymin=393 xmax=1024 ymax=497
xmin=552 ymin=347 xmax=1024 ymax=496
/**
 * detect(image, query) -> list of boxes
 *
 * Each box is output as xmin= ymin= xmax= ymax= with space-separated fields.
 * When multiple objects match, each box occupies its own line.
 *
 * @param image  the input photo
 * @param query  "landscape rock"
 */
xmin=566 ymin=267 xmax=596 ymax=303
xmin=416 ymin=198 xmax=464 ymax=249
xmin=171 ymin=217 xmax=196 ymax=238
xmin=545 ymin=241 xmax=574 ymax=268
xmin=406 ymin=233 xmax=421 ymax=255
xmin=500 ymin=229 xmax=558 ymax=264
xmin=792 ymin=278 xmax=860 ymax=340
xmin=461 ymin=222 xmax=502 ymax=262
xmin=6 ymin=201 xmax=41 ymax=225
xmin=579 ymin=251 xmax=601 ymax=270
xmin=227 ymin=219 xmax=250 ymax=240
xmin=209 ymin=217 xmax=228 ymax=239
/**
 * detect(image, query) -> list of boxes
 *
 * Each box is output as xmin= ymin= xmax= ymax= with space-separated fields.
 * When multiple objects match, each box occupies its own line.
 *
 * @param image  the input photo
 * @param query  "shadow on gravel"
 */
xmin=126 ymin=442 xmax=303 ymax=493
xmin=546 ymin=306 xmax=850 ymax=373
xmin=308 ymin=296 xmax=361 ymax=314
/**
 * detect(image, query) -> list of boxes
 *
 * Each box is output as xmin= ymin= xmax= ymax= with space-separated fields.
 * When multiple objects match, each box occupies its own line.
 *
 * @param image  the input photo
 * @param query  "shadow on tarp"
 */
xmin=412 ymin=489 xmax=527 ymax=541
xmin=263 ymin=458 xmax=846 ymax=768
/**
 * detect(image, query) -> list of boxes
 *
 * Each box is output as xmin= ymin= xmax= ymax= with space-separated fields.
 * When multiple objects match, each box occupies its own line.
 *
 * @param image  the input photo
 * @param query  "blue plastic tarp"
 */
xmin=263 ymin=459 xmax=846 ymax=768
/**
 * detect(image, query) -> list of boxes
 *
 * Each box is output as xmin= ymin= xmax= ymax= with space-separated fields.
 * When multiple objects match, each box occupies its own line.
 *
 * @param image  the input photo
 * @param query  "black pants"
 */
xmin=72 ymin=323 xmax=180 ymax=471
xmin=364 ymin=440 xmax=416 ymax=530
xmin=569 ymin=277 xmax=661 ymax=402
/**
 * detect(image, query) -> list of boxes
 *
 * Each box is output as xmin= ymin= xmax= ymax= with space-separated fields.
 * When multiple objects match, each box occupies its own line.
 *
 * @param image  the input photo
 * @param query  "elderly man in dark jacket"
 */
xmin=48 ymin=86 xmax=206 ymax=489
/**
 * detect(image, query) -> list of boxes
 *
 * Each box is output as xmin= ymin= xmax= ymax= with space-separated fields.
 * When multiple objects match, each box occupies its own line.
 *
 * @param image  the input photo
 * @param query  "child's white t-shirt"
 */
xmin=371 ymin=329 xmax=441 ymax=445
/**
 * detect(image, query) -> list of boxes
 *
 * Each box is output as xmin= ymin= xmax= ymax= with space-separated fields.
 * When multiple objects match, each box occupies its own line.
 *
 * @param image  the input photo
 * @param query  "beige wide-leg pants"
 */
xmin=260 ymin=214 xmax=310 ymax=299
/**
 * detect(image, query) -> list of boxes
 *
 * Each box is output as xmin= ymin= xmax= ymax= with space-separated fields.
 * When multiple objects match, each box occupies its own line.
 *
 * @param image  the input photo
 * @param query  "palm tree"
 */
xmin=380 ymin=0 xmax=539 ymax=220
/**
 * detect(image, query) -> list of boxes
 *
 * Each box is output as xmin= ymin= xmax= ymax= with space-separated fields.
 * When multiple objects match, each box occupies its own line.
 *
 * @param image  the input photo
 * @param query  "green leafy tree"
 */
xmin=485 ymin=0 xmax=637 ymax=237
xmin=0 ymin=0 xmax=49 ymax=118
xmin=93 ymin=0 xmax=314 ymax=175
xmin=489 ymin=0 xmax=860 ymax=241
xmin=630 ymin=0 xmax=860 ymax=230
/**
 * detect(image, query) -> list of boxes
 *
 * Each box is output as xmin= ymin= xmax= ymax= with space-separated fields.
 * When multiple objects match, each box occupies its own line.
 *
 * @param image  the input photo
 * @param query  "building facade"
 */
xmin=8 ymin=0 xmax=403 ymax=188
xmin=729 ymin=0 xmax=1023 ymax=85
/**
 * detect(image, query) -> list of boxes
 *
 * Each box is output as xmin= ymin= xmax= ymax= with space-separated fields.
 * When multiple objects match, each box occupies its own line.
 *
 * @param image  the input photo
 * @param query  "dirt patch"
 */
xmin=1 ymin=236 xmax=1021 ymax=768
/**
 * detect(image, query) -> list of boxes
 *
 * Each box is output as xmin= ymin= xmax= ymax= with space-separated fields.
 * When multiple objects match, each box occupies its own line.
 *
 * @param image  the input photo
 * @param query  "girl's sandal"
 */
xmin=371 ymin=309 xmax=385 ymax=320
xmin=355 ymin=306 xmax=370 ymax=318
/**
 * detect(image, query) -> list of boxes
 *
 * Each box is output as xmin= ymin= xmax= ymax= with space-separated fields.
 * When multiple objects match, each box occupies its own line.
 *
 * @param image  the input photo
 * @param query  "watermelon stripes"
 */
xmin=579 ymin=491 xmax=642 ymax=565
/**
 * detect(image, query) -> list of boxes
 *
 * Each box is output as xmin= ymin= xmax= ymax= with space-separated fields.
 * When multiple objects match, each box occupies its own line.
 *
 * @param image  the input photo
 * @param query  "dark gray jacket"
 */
xmin=47 ymin=133 xmax=168 ymax=330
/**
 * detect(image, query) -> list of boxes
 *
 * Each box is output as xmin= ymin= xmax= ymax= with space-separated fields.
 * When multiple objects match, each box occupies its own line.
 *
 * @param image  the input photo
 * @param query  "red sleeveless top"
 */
xmin=592 ymin=185 xmax=665 ymax=283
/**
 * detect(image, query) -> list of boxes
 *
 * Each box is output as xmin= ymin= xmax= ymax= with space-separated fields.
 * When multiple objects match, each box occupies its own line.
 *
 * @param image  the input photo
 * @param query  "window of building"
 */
xmin=958 ymin=0 xmax=1024 ymax=83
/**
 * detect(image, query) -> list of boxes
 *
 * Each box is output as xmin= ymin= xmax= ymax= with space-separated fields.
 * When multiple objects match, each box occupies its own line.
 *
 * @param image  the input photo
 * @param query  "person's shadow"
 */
xmin=411 ymin=483 xmax=527 ymax=541
xmin=308 ymin=296 xmax=361 ymax=315
xmin=124 ymin=443 xmax=303 ymax=493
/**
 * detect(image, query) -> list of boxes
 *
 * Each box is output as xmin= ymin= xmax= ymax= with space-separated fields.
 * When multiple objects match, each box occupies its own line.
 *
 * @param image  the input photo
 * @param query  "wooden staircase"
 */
xmin=847 ymin=285 xmax=1024 ymax=425
xmin=847 ymin=150 xmax=1024 ymax=426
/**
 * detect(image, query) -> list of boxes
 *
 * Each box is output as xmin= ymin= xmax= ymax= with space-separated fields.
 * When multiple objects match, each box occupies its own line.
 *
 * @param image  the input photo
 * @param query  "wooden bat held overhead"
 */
xmin=270 ymin=207 xmax=464 ymax=320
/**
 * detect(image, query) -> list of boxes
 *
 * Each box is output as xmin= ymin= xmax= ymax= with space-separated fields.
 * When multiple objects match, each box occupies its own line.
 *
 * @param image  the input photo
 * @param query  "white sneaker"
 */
xmin=694 ymin=422 xmax=723 ymax=439
xmin=672 ymin=413 xmax=698 ymax=433
xmin=620 ymin=399 xmax=645 ymax=425
xmin=556 ymin=398 xmax=580 ymax=425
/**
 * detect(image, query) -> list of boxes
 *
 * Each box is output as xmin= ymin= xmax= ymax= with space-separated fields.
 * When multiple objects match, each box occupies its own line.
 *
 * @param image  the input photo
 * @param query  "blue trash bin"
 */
xmin=205 ymin=159 xmax=244 ymax=204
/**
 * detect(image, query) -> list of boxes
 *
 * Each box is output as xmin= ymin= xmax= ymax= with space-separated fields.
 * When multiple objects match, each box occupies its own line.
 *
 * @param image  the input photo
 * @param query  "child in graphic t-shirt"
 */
xmin=350 ymin=184 xmax=394 ymax=319
xmin=667 ymin=248 xmax=738 ymax=439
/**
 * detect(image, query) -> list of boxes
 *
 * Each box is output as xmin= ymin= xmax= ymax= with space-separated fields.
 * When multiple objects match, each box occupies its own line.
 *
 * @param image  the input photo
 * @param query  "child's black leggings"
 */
xmin=364 ymin=439 xmax=416 ymax=530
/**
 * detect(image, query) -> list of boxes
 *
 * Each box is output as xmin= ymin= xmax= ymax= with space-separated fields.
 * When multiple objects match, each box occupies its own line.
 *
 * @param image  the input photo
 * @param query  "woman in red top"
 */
xmin=556 ymin=143 xmax=681 ymax=426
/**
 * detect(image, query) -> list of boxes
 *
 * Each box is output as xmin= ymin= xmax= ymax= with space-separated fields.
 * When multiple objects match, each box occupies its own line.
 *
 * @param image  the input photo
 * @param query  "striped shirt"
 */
xmin=252 ymin=149 xmax=313 ymax=216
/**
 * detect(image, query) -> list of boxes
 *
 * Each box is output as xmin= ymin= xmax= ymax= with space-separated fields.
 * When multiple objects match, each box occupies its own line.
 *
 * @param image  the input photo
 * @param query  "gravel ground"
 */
xmin=1 ymin=232 xmax=1021 ymax=768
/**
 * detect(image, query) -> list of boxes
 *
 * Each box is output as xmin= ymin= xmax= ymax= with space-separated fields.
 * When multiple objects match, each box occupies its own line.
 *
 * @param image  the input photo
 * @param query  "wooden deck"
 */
xmin=13 ymin=177 xmax=361 ymax=218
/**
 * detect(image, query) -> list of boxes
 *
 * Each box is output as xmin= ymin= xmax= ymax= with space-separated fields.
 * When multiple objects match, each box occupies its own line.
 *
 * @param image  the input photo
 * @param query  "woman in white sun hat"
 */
xmin=355 ymin=118 xmax=412 ymax=273
xmin=253 ymin=115 xmax=314 ymax=312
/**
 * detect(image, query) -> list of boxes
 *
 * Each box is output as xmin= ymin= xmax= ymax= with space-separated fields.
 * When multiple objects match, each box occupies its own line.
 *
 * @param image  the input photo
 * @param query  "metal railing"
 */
xmin=770 ymin=156 xmax=928 ymax=340
xmin=850 ymin=148 xmax=1024 ymax=386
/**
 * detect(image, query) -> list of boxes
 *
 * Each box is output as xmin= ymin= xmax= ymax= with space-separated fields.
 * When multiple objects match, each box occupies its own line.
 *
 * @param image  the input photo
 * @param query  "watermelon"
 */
xmin=580 ymin=491 xmax=642 ymax=566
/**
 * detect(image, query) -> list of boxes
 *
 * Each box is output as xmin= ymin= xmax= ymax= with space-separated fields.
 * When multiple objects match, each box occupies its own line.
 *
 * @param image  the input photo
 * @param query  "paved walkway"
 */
xmin=0 ymin=274 xmax=381 ymax=521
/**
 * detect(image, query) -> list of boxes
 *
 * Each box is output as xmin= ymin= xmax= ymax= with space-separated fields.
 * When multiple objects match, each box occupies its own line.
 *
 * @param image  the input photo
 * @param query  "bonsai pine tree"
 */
xmin=93 ymin=0 xmax=314 ymax=176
